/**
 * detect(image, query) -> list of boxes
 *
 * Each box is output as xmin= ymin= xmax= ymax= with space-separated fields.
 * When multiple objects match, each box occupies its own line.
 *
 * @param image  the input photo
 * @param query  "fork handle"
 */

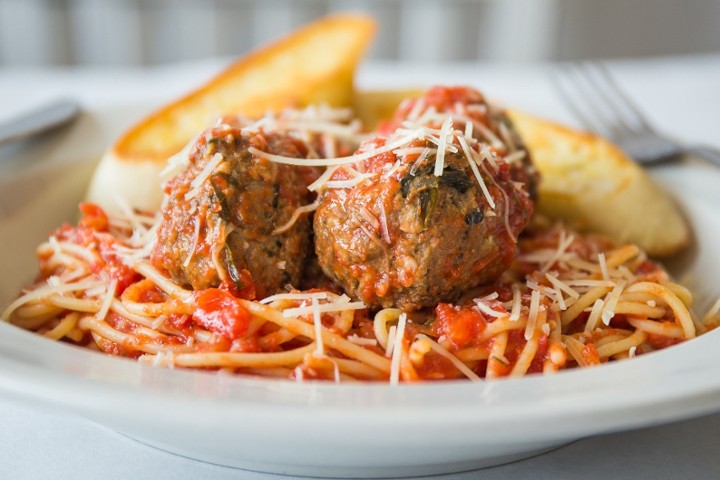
xmin=0 ymin=99 xmax=80 ymax=145
xmin=687 ymin=145 xmax=720 ymax=167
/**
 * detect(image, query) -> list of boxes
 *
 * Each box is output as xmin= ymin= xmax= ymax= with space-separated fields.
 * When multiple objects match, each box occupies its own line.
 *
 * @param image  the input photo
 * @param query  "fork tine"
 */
xmin=552 ymin=62 xmax=656 ymax=142
xmin=573 ymin=63 xmax=638 ymax=139
xmin=587 ymin=63 xmax=654 ymax=134
xmin=551 ymin=67 xmax=597 ymax=132
xmin=579 ymin=63 xmax=653 ymax=137
xmin=552 ymin=64 xmax=621 ymax=138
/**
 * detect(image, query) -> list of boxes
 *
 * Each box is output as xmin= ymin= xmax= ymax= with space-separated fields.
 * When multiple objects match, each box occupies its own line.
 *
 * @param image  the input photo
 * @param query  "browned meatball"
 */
xmin=151 ymin=124 xmax=313 ymax=299
xmin=314 ymin=95 xmax=534 ymax=311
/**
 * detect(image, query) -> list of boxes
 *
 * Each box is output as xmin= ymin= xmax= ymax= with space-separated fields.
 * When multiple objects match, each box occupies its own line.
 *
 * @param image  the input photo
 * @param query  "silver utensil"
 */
xmin=552 ymin=62 xmax=720 ymax=167
xmin=0 ymin=99 xmax=81 ymax=145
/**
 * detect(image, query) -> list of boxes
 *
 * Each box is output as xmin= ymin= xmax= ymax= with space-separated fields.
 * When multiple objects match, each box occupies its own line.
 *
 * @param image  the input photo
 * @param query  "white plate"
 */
xmin=1 ymin=103 xmax=720 ymax=478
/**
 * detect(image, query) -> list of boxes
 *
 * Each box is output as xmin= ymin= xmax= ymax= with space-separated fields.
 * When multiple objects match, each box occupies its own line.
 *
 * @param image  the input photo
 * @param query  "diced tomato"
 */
xmin=376 ymin=120 xmax=396 ymax=136
xmin=192 ymin=288 xmax=251 ymax=339
xmin=423 ymin=86 xmax=483 ymax=110
xmin=78 ymin=202 xmax=109 ymax=231
xmin=433 ymin=303 xmax=487 ymax=349
xmin=49 ymin=204 xmax=139 ymax=293
xmin=221 ymin=268 xmax=256 ymax=300
xmin=94 ymin=234 xmax=140 ymax=293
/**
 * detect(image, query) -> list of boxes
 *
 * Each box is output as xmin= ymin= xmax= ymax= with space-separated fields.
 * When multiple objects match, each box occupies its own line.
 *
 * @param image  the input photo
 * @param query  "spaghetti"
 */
xmin=2 ymin=90 xmax=719 ymax=383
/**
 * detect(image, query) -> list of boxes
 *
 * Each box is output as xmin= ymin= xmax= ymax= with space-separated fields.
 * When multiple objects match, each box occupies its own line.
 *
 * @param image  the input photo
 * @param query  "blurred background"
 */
xmin=1 ymin=0 xmax=719 ymax=66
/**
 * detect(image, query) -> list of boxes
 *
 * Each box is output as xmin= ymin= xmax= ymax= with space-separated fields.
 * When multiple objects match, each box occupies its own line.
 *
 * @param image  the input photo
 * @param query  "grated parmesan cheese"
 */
xmin=585 ymin=299 xmax=605 ymax=332
xmin=409 ymin=147 xmax=434 ymax=176
xmin=406 ymin=98 xmax=426 ymax=121
xmin=357 ymin=206 xmax=381 ymax=230
xmin=325 ymin=174 xmax=371 ymax=190
xmin=248 ymin=130 xmax=420 ymax=167
xmin=271 ymin=200 xmax=320 ymax=235
xmin=377 ymin=202 xmax=392 ymax=244
xmin=464 ymin=120 xmax=474 ymax=140
xmin=546 ymin=272 xmax=581 ymax=300
xmin=307 ymin=165 xmax=339 ymax=192
xmin=504 ymin=150 xmax=526 ymax=165
xmin=183 ymin=215 xmax=202 ymax=268
xmin=185 ymin=152 xmax=224 ymax=201
xmin=509 ymin=284 xmax=522 ymax=322
xmin=473 ymin=298 xmax=506 ymax=318
xmin=311 ymin=296 xmax=324 ymax=356
xmin=260 ymin=291 xmax=327 ymax=304
xmin=95 ymin=279 xmax=118 ymax=321
xmin=457 ymin=135 xmax=496 ymax=209
xmin=540 ymin=231 xmax=575 ymax=273
xmin=160 ymin=133 xmax=200 ymax=179
xmin=598 ymin=253 xmax=610 ymax=280
xmin=433 ymin=117 xmax=454 ymax=177
xmin=601 ymin=281 xmax=626 ymax=326
xmin=389 ymin=313 xmax=407 ymax=385
xmin=281 ymin=301 xmax=366 ymax=318
xmin=385 ymin=325 xmax=397 ymax=358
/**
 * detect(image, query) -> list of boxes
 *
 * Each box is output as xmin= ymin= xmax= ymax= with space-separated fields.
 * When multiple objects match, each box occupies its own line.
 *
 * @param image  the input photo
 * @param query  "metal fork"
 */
xmin=0 ymin=99 xmax=80 ymax=146
xmin=553 ymin=62 xmax=720 ymax=167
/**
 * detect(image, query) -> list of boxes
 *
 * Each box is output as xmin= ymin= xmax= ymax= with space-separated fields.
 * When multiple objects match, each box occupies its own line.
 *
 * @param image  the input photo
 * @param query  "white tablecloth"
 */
xmin=2 ymin=395 xmax=720 ymax=480
xmin=1 ymin=55 xmax=720 ymax=479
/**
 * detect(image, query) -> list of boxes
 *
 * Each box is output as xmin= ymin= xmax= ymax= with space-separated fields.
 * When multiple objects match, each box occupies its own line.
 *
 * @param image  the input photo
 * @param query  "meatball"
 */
xmin=385 ymin=86 xmax=539 ymax=199
xmin=313 ymin=128 xmax=534 ymax=311
xmin=151 ymin=124 xmax=313 ymax=299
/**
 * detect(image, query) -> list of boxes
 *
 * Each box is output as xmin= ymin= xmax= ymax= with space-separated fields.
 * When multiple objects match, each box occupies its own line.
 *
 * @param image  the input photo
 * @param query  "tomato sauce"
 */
xmin=432 ymin=303 xmax=487 ymax=350
xmin=51 ymin=203 xmax=140 ymax=294
xmin=192 ymin=288 xmax=251 ymax=340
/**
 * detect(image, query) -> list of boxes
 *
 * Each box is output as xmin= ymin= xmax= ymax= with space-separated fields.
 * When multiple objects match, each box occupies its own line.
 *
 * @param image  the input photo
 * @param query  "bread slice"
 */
xmin=507 ymin=109 xmax=689 ymax=257
xmin=86 ymin=14 xmax=376 ymax=214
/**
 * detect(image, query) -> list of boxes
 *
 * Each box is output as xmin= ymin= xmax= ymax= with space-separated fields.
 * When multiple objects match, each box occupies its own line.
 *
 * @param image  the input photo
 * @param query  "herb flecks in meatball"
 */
xmin=151 ymin=125 xmax=313 ymax=299
xmin=384 ymin=86 xmax=539 ymax=200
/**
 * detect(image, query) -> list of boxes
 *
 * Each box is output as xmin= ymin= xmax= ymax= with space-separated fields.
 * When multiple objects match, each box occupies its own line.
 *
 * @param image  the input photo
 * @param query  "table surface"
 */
xmin=1 ymin=55 xmax=720 ymax=479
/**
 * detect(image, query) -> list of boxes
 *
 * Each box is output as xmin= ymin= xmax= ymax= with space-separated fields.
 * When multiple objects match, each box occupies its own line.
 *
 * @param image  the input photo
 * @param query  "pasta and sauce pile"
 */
xmin=2 ymin=16 xmax=718 ymax=383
